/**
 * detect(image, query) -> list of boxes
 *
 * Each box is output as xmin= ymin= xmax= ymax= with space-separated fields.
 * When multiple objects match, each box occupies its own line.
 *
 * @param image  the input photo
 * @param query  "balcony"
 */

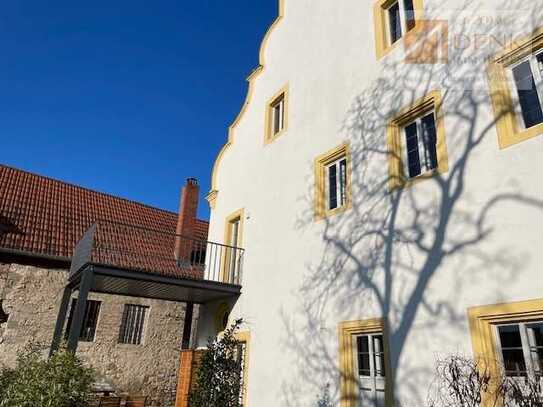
xmin=68 ymin=220 xmax=244 ymax=303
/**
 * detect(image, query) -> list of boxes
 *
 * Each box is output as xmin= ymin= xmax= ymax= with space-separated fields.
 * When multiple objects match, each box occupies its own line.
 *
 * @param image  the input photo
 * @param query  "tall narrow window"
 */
xmin=356 ymin=333 xmax=387 ymax=405
xmin=265 ymin=87 xmax=288 ymax=143
xmin=65 ymin=299 xmax=101 ymax=342
xmin=511 ymin=52 xmax=543 ymax=130
xmin=387 ymin=2 xmax=402 ymax=44
xmin=119 ymin=304 xmax=148 ymax=345
xmin=315 ymin=143 xmax=351 ymax=219
xmin=404 ymin=0 xmax=416 ymax=31
xmin=326 ymin=158 xmax=348 ymax=211
xmin=339 ymin=319 xmax=391 ymax=406
xmin=223 ymin=210 xmax=244 ymax=284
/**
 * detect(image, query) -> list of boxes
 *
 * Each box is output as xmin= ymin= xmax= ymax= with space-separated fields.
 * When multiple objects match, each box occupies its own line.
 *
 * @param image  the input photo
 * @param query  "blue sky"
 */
xmin=0 ymin=1 xmax=277 ymax=219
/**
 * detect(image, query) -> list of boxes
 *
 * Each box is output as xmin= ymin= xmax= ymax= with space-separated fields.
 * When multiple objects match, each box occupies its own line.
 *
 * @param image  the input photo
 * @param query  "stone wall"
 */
xmin=0 ymin=262 xmax=192 ymax=407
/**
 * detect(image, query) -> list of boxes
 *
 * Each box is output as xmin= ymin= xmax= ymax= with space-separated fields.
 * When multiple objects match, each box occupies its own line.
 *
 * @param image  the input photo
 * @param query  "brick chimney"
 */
xmin=175 ymin=178 xmax=199 ymax=261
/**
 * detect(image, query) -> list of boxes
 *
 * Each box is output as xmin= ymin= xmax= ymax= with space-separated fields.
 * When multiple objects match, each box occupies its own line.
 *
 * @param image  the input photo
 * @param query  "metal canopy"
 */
xmin=74 ymin=264 xmax=241 ymax=304
xmin=51 ymin=221 xmax=244 ymax=355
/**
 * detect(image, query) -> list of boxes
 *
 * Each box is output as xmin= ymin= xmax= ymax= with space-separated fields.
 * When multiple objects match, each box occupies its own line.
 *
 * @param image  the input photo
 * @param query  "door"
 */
xmin=224 ymin=217 xmax=240 ymax=283
xmin=355 ymin=333 xmax=386 ymax=407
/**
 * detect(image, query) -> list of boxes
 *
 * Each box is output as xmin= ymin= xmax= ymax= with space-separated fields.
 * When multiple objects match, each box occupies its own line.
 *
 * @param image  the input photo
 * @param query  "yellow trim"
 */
xmin=386 ymin=90 xmax=448 ymax=190
xmin=206 ymin=0 xmax=286 ymax=209
xmin=235 ymin=330 xmax=251 ymax=407
xmin=467 ymin=298 xmax=543 ymax=406
xmin=373 ymin=0 xmax=424 ymax=60
xmin=221 ymin=209 xmax=245 ymax=283
xmin=338 ymin=319 xmax=393 ymax=407
xmin=487 ymin=26 xmax=543 ymax=149
xmin=264 ymin=85 xmax=289 ymax=145
xmin=314 ymin=143 xmax=352 ymax=220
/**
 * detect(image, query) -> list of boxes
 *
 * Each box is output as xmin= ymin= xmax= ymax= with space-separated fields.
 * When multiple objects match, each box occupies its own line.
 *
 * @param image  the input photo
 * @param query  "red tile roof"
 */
xmin=0 ymin=165 xmax=209 ymax=268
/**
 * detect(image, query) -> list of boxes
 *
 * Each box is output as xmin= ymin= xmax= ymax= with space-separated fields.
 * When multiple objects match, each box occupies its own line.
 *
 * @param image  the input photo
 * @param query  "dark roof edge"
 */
xmin=0 ymin=247 xmax=70 ymax=269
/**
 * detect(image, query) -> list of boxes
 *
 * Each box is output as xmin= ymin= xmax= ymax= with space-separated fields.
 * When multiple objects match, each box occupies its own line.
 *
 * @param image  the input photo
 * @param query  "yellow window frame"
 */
xmin=386 ymin=90 xmax=448 ymax=190
xmin=487 ymin=26 xmax=543 ymax=149
xmin=265 ymin=85 xmax=289 ymax=145
xmin=468 ymin=298 xmax=543 ymax=406
xmin=373 ymin=0 xmax=424 ymax=59
xmin=338 ymin=318 xmax=394 ymax=407
xmin=314 ymin=142 xmax=352 ymax=220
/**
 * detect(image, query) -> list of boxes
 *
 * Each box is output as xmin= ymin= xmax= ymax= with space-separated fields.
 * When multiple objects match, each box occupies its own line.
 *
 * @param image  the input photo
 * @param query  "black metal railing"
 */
xmin=69 ymin=220 xmax=244 ymax=285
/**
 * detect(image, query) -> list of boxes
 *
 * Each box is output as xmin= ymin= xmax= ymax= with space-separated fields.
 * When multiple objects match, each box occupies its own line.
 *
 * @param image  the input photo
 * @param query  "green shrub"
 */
xmin=189 ymin=319 xmax=244 ymax=407
xmin=0 ymin=345 xmax=95 ymax=407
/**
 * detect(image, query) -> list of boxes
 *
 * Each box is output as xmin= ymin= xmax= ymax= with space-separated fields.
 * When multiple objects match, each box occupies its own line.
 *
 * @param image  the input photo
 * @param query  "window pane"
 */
xmin=499 ymin=325 xmax=523 ymax=348
xmin=421 ymin=113 xmax=438 ymax=171
xmin=339 ymin=159 xmax=347 ymax=207
xmin=373 ymin=335 xmax=386 ymax=377
xmin=528 ymin=323 xmax=543 ymax=374
xmin=513 ymin=60 xmax=543 ymax=128
xmin=357 ymin=336 xmax=371 ymax=377
xmin=537 ymin=52 xmax=543 ymax=77
xmin=273 ymin=103 xmax=282 ymax=134
xmin=404 ymin=0 xmax=416 ymax=31
xmin=388 ymin=2 xmax=402 ymax=44
xmin=405 ymin=122 xmax=421 ymax=178
xmin=328 ymin=164 xmax=338 ymax=210
xmin=499 ymin=325 xmax=527 ymax=376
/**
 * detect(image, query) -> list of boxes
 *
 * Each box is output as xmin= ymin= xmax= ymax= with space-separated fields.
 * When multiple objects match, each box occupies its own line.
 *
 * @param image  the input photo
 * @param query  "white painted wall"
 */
xmin=200 ymin=0 xmax=543 ymax=405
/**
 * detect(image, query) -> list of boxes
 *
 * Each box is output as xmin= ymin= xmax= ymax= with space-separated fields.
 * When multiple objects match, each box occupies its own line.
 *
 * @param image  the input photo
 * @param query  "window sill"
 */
xmin=499 ymin=122 xmax=543 ymax=149
xmin=315 ymin=202 xmax=352 ymax=221
xmin=264 ymin=128 xmax=287 ymax=146
xmin=389 ymin=166 xmax=447 ymax=191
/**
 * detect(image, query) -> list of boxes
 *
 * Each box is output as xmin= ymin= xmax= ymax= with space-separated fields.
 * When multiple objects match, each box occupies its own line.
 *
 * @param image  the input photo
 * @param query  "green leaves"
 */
xmin=0 ymin=345 xmax=95 ymax=407
xmin=189 ymin=319 xmax=244 ymax=407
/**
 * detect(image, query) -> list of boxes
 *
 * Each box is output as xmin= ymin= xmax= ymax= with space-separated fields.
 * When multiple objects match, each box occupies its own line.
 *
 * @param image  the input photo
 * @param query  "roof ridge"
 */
xmin=0 ymin=163 xmax=207 ymax=223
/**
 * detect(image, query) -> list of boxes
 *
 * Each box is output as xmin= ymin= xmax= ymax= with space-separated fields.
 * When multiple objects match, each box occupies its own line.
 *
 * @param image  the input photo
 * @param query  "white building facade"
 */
xmin=197 ymin=0 xmax=543 ymax=405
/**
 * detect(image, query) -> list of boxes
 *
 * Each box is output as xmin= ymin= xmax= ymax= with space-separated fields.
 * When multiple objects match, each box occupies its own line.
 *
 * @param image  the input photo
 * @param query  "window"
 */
xmin=339 ymin=319 xmax=391 ymax=407
xmin=265 ymin=86 xmax=289 ymax=144
xmin=510 ymin=52 xmax=543 ymax=130
xmin=119 ymin=304 xmax=148 ymax=345
xmin=374 ymin=0 xmax=422 ymax=59
xmin=387 ymin=90 xmax=448 ymax=189
xmin=235 ymin=331 xmax=251 ymax=407
xmin=222 ymin=209 xmax=244 ymax=283
xmin=65 ymin=299 xmax=101 ymax=342
xmin=488 ymin=26 xmax=543 ymax=148
xmin=496 ymin=323 xmax=543 ymax=379
xmin=315 ymin=143 xmax=351 ymax=219
xmin=402 ymin=112 xmax=438 ymax=179
xmin=326 ymin=157 xmax=348 ymax=211
xmin=468 ymin=298 xmax=543 ymax=402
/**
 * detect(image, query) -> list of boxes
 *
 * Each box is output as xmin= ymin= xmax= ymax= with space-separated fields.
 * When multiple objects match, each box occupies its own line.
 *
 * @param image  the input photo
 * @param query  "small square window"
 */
xmin=315 ymin=143 xmax=351 ymax=219
xmin=119 ymin=304 xmax=148 ymax=345
xmin=387 ymin=91 xmax=448 ymax=189
xmin=65 ymin=299 xmax=101 ymax=342
xmin=265 ymin=86 xmax=288 ymax=144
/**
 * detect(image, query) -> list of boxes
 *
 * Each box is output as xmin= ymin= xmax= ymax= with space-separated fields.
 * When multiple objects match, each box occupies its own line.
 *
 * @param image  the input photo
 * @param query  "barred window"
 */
xmin=119 ymin=304 xmax=148 ymax=345
xmin=65 ymin=299 xmax=101 ymax=342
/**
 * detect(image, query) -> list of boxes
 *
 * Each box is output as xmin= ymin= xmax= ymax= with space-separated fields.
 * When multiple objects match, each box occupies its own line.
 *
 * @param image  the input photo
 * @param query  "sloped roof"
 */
xmin=0 ymin=164 xmax=209 ymax=264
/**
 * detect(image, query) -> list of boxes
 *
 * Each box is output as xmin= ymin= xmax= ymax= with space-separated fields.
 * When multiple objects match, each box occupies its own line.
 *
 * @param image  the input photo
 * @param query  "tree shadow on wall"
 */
xmin=280 ymin=2 xmax=543 ymax=406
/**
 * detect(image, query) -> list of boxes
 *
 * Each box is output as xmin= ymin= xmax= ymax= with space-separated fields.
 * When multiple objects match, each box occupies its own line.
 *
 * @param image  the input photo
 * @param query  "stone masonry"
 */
xmin=0 ymin=262 xmax=193 ymax=407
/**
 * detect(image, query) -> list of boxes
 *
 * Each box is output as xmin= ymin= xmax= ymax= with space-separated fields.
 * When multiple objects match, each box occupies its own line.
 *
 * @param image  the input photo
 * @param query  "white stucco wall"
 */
xmin=201 ymin=0 xmax=543 ymax=405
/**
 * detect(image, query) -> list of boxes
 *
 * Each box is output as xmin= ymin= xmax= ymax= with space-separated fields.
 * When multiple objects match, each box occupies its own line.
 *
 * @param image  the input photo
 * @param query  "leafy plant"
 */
xmin=0 ymin=344 xmax=95 ymax=407
xmin=189 ymin=319 xmax=244 ymax=407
